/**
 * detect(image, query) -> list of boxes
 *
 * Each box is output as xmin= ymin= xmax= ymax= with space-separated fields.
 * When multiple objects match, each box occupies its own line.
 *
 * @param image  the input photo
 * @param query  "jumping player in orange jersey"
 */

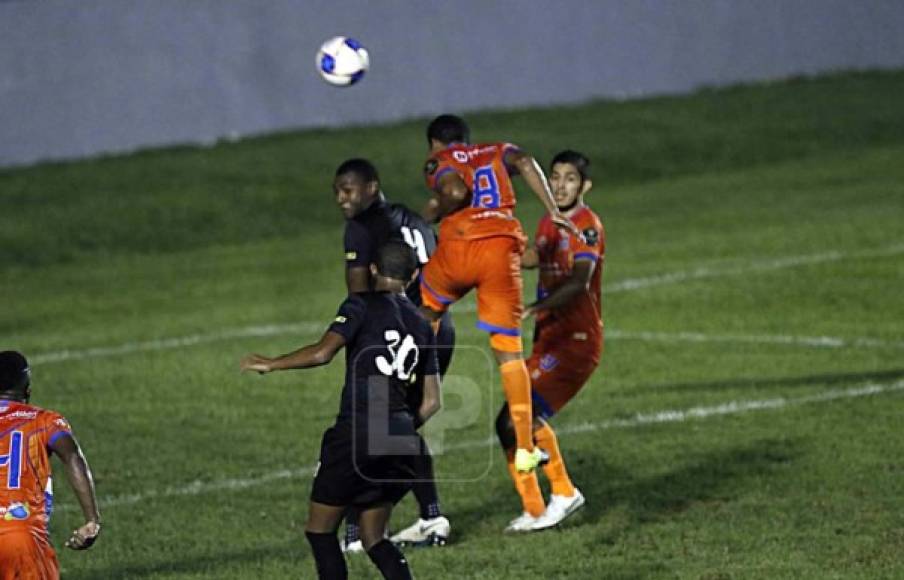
xmin=418 ymin=114 xmax=580 ymax=478
xmin=0 ymin=351 xmax=101 ymax=580
xmin=499 ymin=150 xmax=604 ymax=532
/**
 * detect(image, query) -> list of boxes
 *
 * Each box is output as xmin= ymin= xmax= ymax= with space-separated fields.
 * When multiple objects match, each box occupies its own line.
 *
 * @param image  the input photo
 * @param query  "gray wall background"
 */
xmin=2 ymin=0 xmax=903 ymax=167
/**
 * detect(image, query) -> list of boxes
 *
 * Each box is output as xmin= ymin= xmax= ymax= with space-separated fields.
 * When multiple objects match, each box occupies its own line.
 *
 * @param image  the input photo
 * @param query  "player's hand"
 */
xmin=66 ymin=521 xmax=100 ymax=550
xmin=551 ymin=213 xmax=584 ymax=242
xmin=240 ymin=354 xmax=273 ymax=374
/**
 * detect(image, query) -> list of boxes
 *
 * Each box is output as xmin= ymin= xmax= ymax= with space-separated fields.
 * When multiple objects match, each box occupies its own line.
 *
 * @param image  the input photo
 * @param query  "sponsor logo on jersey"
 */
xmin=1 ymin=503 xmax=31 ymax=521
xmin=1 ymin=410 xmax=38 ymax=421
xmin=573 ymin=332 xmax=588 ymax=341
xmin=345 ymin=251 xmax=357 ymax=261
xmin=452 ymin=151 xmax=469 ymax=163
xmin=334 ymin=316 xmax=347 ymax=324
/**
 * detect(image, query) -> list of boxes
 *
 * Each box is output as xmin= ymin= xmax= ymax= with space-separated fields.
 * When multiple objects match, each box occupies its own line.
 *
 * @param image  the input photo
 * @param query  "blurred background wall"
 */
xmin=2 ymin=0 xmax=903 ymax=167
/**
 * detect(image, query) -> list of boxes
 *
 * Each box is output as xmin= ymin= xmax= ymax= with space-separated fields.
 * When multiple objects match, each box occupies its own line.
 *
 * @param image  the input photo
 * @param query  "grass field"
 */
xmin=2 ymin=70 xmax=903 ymax=579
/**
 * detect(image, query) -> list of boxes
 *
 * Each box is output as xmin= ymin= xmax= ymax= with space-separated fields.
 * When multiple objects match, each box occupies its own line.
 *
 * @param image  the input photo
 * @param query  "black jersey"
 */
xmin=344 ymin=198 xmax=437 ymax=305
xmin=328 ymin=291 xmax=439 ymax=422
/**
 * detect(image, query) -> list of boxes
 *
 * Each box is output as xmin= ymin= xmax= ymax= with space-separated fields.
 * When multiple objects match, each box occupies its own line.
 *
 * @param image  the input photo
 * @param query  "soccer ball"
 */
xmin=316 ymin=36 xmax=369 ymax=86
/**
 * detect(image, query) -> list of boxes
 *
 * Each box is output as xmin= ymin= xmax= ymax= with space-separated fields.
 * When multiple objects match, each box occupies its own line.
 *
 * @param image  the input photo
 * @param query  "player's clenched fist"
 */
xmin=66 ymin=521 xmax=101 ymax=550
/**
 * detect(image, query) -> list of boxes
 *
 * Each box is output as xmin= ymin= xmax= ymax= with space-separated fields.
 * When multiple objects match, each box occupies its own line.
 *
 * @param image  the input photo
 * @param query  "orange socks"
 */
xmin=534 ymin=421 xmax=575 ymax=497
xmin=499 ymin=359 xmax=533 ymax=451
xmin=506 ymin=451 xmax=545 ymax=517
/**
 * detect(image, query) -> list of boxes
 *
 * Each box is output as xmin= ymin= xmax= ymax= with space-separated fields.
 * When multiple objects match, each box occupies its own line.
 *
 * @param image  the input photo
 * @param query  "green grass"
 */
xmin=2 ymin=70 xmax=903 ymax=579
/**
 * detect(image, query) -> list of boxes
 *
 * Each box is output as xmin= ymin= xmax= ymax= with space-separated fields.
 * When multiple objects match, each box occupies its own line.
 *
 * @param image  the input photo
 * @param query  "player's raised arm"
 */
xmin=240 ymin=330 xmax=346 ymax=374
xmin=505 ymin=149 xmax=582 ymax=238
xmin=50 ymin=433 xmax=101 ymax=550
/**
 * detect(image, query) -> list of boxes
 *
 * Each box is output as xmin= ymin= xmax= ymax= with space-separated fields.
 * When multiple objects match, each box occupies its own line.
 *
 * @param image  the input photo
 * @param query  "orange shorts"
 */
xmin=527 ymin=345 xmax=599 ymax=419
xmin=0 ymin=528 xmax=59 ymax=580
xmin=421 ymin=236 xmax=525 ymax=351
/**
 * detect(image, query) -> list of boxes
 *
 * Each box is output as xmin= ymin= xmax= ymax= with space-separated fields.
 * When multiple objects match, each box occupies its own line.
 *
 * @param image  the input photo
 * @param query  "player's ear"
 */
xmin=581 ymin=178 xmax=593 ymax=195
xmin=367 ymin=180 xmax=379 ymax=197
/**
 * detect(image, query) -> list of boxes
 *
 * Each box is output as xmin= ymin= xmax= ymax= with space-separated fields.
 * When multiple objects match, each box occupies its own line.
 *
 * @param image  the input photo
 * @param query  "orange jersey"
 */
xmin=534 ymin=205 xmax=605 ymax=348
xmin=0 ymin=401 xmax=71 ymax=532
xmin=424 ymin=142 xmax=525 ymax=241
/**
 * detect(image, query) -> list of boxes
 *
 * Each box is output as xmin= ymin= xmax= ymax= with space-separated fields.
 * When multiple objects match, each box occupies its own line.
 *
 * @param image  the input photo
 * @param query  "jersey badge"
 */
xmin=582 ymin=228 xmax=599 ymax=247
xmin=424 ymin=159 xmax=439 ymax=176
xmin=539 ymin=354 xmax=559 ymax=372
xmin=345 ymin=251 xmax=357 ymax=261
xmin=2 ymin=503 xmax=31 ymax=521
xmin=334 ymin=315 xmax=347 ymax=324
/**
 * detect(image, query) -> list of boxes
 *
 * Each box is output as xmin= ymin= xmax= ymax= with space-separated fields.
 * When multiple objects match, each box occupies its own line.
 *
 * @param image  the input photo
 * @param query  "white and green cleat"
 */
xmin=390 ymin=516 xmax=451 ymax=548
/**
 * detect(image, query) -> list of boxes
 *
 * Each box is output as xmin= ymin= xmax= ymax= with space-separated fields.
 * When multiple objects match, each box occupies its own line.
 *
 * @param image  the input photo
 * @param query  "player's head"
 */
xmin=0 ymin=351 xmax=31 ymax=403
xmin=370 ymin=240 xmax=419 ymax=289
xmin=427 ymin=114 xmax=470 ymax=150
xmin=334 ymin=158 xmax=381 ymax=219
xmin=549 ymin=150 xmax=592 ymax=211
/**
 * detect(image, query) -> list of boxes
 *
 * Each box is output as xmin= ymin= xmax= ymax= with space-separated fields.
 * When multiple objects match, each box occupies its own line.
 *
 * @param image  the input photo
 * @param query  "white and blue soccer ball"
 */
xmin=316 ymin=36 xmax=369 ymax=86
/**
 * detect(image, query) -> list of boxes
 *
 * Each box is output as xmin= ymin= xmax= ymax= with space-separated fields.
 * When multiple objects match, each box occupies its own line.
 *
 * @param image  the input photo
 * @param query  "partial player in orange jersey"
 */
xmin=0 ymin=351 xmax=101 ymax=580
xmin=499 ymin=150 xmax=604 ymax=532
xmin=418 ymin=114 xmax=581 ymax=483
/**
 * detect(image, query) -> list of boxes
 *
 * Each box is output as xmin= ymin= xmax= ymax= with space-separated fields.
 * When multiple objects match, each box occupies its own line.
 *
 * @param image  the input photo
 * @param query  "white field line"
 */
xmin=30 ymin=323 xmax=323 ymax=365
xmin=29 ymin=325 xmax=904 ymax=367
xmin=606 ymin=330 xmax=904 ymax=350
xmin=86 ymin=380 xmax=904 ymax=510
xmin=606 ymin=243 xmax=904 ymax=293
xmin=20 ymin=243 xmax=904 ymax=365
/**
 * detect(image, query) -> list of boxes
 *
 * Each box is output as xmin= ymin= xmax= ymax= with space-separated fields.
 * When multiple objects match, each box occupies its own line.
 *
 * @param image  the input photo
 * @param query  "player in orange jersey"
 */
xmin=0 ymin=351 xmax=101 ymax=580
xmin=498 ymin=150 xmax=604 ymax=531
xmin=418 ymin=114 xmax=580 ymax=483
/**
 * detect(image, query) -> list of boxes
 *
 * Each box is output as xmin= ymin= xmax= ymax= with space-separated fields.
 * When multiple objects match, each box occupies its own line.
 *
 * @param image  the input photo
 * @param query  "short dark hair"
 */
xmin=0 ymin=351 xmax=30 ymax=393
xmin=551 ymin=150 xmax=591 ymax=182
xmin=335 ymin=158 xmax=380 ymax=184
xmin=375 ymin=240 xmax=418 ymax=281
xmin=427 ymin=114 xmax=470 ymax=145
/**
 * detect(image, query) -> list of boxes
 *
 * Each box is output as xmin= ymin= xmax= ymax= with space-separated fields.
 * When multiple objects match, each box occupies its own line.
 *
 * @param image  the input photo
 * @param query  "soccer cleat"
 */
xmin=514 ymin=447 xmax=545 ymax=472
xmin=504 ymin=511 xmax=541 ymax=533
xmin=529 ymin=488 xmax=586 ymax=530
xmin=389 ymin=516 xmax=451 ymax=547
xmin=340 ymin=538 xmax=365 ymax=554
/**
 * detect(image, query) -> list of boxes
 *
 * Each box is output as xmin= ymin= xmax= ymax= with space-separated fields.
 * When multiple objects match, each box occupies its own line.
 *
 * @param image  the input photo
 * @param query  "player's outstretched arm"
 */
xmin=50 ymin=433 xmax=101 ymax=550
xmin=523 ymin=259 xmax=595 ymax=319
xmin=417 ymin=373 xmax=442 ymax=425
xmin=240 ymin=331 xmax=347 ymax=374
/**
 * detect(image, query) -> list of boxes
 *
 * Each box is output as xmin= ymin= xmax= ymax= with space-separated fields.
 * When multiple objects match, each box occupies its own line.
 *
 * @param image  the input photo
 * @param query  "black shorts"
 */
xmin=310 ymin=415 xmax=419 ymax=508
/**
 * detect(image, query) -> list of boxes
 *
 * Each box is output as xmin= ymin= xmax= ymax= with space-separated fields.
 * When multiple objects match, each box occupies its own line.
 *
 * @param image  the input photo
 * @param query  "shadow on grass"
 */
xmin=449 ymin=437 xmax=800 ymax=546
xmin=64 ymin=541 xmax=309 ymax=580
xmin=580 ymin=437 xmax=800 ymax=543
xmin=629 ymin=368 xmax=904 ymax=395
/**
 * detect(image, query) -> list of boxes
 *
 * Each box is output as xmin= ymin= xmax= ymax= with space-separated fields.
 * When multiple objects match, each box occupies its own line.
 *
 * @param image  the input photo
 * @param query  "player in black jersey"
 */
xmin=335 ymin=158 xmax=454 ymax=548
xmin=241 ymin=242 xmax=438 ymax=580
